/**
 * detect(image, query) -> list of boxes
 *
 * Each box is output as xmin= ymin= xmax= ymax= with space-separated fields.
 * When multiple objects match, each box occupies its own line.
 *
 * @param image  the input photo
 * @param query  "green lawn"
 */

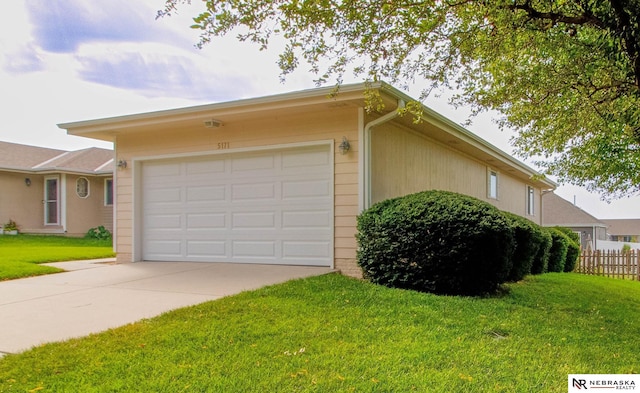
xmin=0 ymin=273 xmax=638 ymax=392
xmin=0 ymin=235 xmax=115 ymax=281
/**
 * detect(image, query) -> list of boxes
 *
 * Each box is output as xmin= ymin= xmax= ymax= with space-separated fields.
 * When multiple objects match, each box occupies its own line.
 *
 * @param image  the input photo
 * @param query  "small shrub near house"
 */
xmin=356 ymin=190 xmax=515 ymax=296
xmin=85 ymin=226 xmax=112 ymax=241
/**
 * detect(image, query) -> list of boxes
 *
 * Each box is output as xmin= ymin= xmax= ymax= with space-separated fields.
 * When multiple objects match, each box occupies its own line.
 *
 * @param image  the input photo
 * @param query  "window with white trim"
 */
xmin=105 ymin=178 xmax=113 ymax=206
xmin=76 ymin=177 xmax=89 ymax=198
xmin=488 ymin=169 xmax=498 ymax=199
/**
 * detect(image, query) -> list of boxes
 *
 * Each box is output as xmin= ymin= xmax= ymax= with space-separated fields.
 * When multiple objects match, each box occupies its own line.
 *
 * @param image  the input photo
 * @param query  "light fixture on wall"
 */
xmin=24 ymin=178 xmax=31 ymax=186
xmin=204 ymin=119 xmax=223 ymax=128
xmin=117 ymin=159 xmax=127 ymax=169
xmin=338 ymin=136 xmax=351 ymax=155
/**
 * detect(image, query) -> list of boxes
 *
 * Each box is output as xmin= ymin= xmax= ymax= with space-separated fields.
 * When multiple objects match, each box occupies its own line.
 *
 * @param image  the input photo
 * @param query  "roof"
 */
xmin=542 ymin=192 xmax=607 ymax=227
xmin=58 ymin=82 xmax=555 ymax=189
xmin=601 ymin=219 xmax=640 ymax=236
xmin=0 ymin=141 xmax=114 ymax=175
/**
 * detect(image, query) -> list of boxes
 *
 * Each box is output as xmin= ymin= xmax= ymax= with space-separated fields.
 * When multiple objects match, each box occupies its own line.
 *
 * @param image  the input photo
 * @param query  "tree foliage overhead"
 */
xmin=160 ymin=0 xmax=640 ymax=198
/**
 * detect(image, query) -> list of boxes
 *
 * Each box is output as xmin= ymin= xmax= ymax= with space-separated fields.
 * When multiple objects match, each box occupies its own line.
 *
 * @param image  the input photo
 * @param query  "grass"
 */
xmin=0 ymin=273 xmax=638 ymax=392
xmin=0 ymin=235 xmax=115 ymax=281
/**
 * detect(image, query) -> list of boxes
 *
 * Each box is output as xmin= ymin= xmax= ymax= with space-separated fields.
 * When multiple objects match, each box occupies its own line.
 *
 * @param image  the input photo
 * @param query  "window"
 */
xmin=526 ymin=186 xmax=535 ymax=215
xmin=488 ymin=170 xmax=498 ymax=199
xmin=105 ymin=178 xmax=113 ymax=206
xmin=76 ymin=177 xmax=89 ymax=198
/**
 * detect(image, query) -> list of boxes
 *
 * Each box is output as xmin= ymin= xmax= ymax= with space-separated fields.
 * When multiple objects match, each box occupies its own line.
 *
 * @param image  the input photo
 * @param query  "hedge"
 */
xmin=502 ymin=212 xmax=539 ymax=281
xmin=530 ymin=229 xmax=552 ymax=275
xmin=547 ymin=228 xmax=570 ymax=272
xmin=553 ymin=226 xmax=580 ymax=272
xmin=356 ymin=190 xmax=515 ymax=296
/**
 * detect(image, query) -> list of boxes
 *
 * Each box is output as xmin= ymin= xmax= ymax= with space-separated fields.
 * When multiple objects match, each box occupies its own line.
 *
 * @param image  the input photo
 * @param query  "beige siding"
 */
xmin=370 ymin=124 xmax=543 ymax=224
xmin=64 ymin=174 xmax=112 ymax=236
xmin=114 ymin=107 xmax=361 ymax=275
xmin=0 ymin=172 xmax=113 ymax=236
xmin=0 ymin=172 xmax=48 ymax=232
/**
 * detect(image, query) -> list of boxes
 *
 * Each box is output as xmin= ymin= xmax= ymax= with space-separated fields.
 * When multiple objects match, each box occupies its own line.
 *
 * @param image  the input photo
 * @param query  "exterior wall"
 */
xmin=64 ymin=174 xmax=113 ymax=236
xmin=370 ymin=124 xmax=544 ymax=224
xmin=0 ymin=172 xmax=50 ymax=233
xmin=0 ymin=171 xmax=113 ymax=236
xmin=113 ymin=106 xmax=361 ymax=276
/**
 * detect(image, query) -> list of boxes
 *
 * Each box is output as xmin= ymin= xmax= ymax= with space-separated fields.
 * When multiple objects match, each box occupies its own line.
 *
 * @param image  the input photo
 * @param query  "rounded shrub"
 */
xmin=502 ymin=212 xmax=541 ymax=282
xmin=356 ymin=190 xmax=515 ymax=296
xmin=553 ymin=226 xmax=580 ymax=272
xmin=547 ymin=228 xmax=570 ymax=272
xmin=531 ymin=229 xmax=552 ymax=275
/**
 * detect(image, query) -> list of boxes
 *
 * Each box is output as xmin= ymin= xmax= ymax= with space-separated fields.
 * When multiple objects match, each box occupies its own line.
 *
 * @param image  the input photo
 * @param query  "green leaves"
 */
xmin=162 ymin=0 xmax=640 ymax=197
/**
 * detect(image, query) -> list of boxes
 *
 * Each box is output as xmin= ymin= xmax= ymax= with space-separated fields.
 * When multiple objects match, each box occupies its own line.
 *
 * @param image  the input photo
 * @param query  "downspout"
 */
xmin=362 ymin=99 xmax=405 ymax=210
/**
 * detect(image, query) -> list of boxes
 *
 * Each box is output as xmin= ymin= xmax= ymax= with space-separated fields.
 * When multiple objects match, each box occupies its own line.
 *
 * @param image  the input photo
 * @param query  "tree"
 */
xmin=160 ymin=0 xmax=640 ymax=198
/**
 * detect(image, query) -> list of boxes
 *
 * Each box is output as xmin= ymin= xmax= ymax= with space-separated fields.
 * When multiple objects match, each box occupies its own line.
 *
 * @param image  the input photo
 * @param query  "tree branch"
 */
xmin=508 ymin=2 xmax=607 ymax=29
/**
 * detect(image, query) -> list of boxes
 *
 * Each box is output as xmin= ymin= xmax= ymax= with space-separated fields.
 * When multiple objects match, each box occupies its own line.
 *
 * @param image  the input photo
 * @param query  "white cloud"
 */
xmin=0 ymin=1 xmax=637 ymax=218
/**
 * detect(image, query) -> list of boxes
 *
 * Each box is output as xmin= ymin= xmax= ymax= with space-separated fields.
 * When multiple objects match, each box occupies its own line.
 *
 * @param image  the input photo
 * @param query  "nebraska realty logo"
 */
xmin=569 ymin=375 xmax=639 ymax=391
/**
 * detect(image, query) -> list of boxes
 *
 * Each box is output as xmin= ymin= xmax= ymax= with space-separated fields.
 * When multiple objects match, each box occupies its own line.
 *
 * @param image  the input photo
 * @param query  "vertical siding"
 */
xmin=371 ymin=124 xmax=543 ymax=223
xmin=114 ymin=107 xmax=361 ymax=275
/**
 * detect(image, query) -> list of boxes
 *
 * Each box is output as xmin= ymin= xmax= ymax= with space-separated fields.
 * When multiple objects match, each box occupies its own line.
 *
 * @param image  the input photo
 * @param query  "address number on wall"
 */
xmin=217 ymin=142 xmax=230 ymax=150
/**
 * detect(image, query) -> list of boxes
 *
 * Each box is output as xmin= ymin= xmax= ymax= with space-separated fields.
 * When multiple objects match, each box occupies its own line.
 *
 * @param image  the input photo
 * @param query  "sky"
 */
xmin=0 ymin=1 xmax=638 ymax=219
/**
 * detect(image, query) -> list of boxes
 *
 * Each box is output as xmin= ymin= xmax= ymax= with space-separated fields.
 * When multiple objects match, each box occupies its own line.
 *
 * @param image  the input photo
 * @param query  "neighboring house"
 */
xmin=0 ymin=141 xmax=114 ymax=236
xmin=601 ymin=219 xmax=640 ymax=243
xmin=59 ymin=82 xmax=556 ymax=277
xmin=541 ymin=191 xmax=608 ymax=250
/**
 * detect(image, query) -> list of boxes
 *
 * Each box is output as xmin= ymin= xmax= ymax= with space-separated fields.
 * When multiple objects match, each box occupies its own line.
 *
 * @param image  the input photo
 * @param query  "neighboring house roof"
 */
xmin=58 ymin=81 xmax=556 ymax=190
xmin=0 ymin=141 xmax=114 ymax=175
xmin=542 ymin=192 xmax=607 ymax=227
xmin=601 ymin=219 xmax=640 ymax=236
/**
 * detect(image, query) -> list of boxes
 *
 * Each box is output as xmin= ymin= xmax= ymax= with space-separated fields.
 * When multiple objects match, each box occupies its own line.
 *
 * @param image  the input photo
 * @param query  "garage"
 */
xmin=140 ymin=144 xmax=334 ymax=266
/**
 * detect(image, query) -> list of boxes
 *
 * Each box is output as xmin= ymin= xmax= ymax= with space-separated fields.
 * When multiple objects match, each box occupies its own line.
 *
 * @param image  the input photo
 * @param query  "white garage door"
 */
xmin=141 ymin=144 xmax=333 ymax=266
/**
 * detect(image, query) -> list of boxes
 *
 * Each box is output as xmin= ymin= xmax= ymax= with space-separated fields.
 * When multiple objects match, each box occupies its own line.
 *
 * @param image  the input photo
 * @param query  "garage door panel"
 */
xmin=233 ymin=241 xmax=277 ymax=258
xmin=186 ymin=213 xmax=226 ymax=230
xmin=146 ymin=214 xmax=182 ymax=229
xmin=145 ymin=187 xmax=182 ymax=204
xmin=142 ymin=145 xmax=333 ymax=266
xmin=283 ymin=241 xmax=331 ymax=258
xmin=282 ymin=179 xmax=331 ymax=199
xmin=186 ymin=185 xmax=226 ymax=202
xmin=282 ymin=148 xmax=330 ymax=168
xmin=145 ymin=162 xmax=181 ymax=177
xmin=147 ymin=240 xmax=182 ymax=257
xmin=231 ymin=154 xmax=276 ymax=173
xmin=186 ymin=159 xmax=225 ymax=175
xmin=282 ymin=210 xmax=331 ymax=228
xmin=232 ymin=212 xmax=276 ymax=229
xmin=187 ymin=241 xmax=226 ymax=257
xmin=231 ymin=182 xmax=276 ymax=201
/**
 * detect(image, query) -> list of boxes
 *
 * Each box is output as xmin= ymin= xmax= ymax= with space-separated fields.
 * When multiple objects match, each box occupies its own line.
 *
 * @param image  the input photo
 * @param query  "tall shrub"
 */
xmin=547 ymin=228 xmax=570 ymax=272
xmin=502 ymin=212 xmax=540 ymax=282
xmin=357 ymin=190 xmax=515 ymax=296
xmin=554 ymin=226 xmax=580 ymax=272
xmin=531 ymin=229 xmax=552 ymax=275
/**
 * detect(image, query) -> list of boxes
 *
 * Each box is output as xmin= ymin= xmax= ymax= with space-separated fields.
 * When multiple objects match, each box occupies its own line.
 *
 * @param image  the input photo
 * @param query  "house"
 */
xmin=601 ymin=219 xmax=640 ymax=243
xmin=59 ymin=82 xmax=556 ymax=277
xmin=542 ymin=191 xmax=609 ymax=250
xmin=0 ymin=141 xmax=114 ymax=236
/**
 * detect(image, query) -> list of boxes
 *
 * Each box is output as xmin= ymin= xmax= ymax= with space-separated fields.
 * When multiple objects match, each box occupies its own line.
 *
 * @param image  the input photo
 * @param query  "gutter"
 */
xmin=362 ymin=98 xmax=406 ymax=210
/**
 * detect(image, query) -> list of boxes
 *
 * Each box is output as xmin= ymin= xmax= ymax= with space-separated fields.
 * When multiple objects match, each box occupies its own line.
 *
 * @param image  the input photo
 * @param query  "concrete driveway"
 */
xmin=0 ymin=259 xmax=332 ymax=356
